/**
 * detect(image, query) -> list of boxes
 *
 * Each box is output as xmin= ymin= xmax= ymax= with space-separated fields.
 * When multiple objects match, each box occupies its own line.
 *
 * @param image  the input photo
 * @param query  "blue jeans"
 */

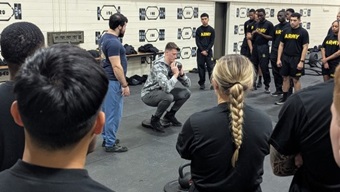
xmin=102 ymin=80 xmax=123 ymax=146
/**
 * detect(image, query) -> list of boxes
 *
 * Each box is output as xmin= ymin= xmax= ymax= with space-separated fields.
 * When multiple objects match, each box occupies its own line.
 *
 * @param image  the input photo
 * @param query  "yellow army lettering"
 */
xmin=284 ymin=34 xmax=300 ymax=39
xmin=275 ymin=29 xmax=282 ymax=35
xmin=257 ymin=28 xmax=267 ymax=33
xmin=201 ymin=32 xmax=211 ymax=37
xmin=325 ymin=40 xmax=339 ymax=46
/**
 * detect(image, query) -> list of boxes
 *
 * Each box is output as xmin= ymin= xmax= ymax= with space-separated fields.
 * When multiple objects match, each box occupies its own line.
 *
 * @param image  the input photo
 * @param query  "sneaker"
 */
xmin=105 ymin=144 xmax=128 ymax=153
xmin=264 ymin=86 xmax=270 ymax=94
xmin=163 ymin=112 xmax=182 ymax=127
xmin=151 ymin=115 xmax=165 ymax=133
xmin=257 ymin=82 xmax=263 ymax=88
xmin=271 ymin=91 xmax=283 ymax=97
xmin=275 ymin=97 xmax=286 ymax=105
xmin=102 ymin=139 xmax=120 ymax=147
xmin=253 ymin=85 xmax=257 ymax=90
xmin=199 ymin=84 xmax=205 ymax=90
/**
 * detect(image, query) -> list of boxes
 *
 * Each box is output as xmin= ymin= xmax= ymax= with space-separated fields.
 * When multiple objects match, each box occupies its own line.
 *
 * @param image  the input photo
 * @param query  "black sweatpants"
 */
xmin=197 ymin=50 xmax=214 ymax=86
xmin=251 ymin=44 xmax=271 ymax=87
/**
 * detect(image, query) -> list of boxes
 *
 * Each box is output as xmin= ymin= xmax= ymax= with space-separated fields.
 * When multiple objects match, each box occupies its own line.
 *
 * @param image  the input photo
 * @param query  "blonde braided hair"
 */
xmin=212 ymin=54 xmax=254 ymax=167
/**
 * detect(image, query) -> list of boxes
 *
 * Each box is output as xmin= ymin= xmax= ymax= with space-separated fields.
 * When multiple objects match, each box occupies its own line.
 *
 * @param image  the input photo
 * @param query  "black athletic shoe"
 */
xmin=253 ymin=84 xmax=257 ymax=90
xmin=275 ymin=97 xmax=286 ymax=105
xmin=150 ymin=115 xmax=165 ymax=133
xmin=264 ymin=86 xmax=270 ymax=94
xmin=271 ymin=91 xmax=283 ymax=97
xmin=105 ymin=144 xmax=128 ymax=153
xmin=163 ymin=112 xmax=182 ymax=127
xmin=257 ymin=82 xmax=263 ymax=88
xmin=199 ymin=84 xmax=205 ymax=90
xmin=102 ymin=139 xmax=120 ymax=147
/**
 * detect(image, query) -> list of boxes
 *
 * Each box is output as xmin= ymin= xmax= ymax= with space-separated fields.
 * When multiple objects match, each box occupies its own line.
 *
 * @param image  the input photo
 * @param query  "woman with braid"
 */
xmin=176 ymin=54 xmax=272 ymax=192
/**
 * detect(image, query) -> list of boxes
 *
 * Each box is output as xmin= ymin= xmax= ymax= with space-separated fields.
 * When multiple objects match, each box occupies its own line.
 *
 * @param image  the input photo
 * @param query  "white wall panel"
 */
xmin=0 ymin=0 xmax=215 ymax=76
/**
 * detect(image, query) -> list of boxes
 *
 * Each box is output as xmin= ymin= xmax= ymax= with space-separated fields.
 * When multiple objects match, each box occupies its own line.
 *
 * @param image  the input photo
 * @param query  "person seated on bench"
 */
xmin=176 ymin=54 xmax=272 ymax=192
xmin=141 ymin=42 xmax=191 ymax=133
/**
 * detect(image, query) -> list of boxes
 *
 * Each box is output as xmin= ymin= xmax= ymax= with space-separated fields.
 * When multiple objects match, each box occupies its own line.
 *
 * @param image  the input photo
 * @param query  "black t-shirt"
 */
xmin=246 ymin=20 xmax=257 ymax=44
xmin=244 ymin=19 xmax=254 ymax=38
xmin=241 ymin=19 xmax=255 ymax=47
xmin=176 ymin=103 xmax=272 ymax=192
xmin=271 ymin=21 xmax=289 ymax=51
xmin=246 ymin=20 xmax=257 ymax=34
xmin=0 ymin=81 xmax=25 ymax=172
xmin=269 ymin=80 xmax=340 ymax=192
xmin=321 ymin=33 xmax=340 ymax=65
xmin=253 ymin=20 xmax=274 ymax=45
xmin=280 ymin=26 xmax=309 ymax=57
xmin=0 ymin=160 xmax=114 ymax=192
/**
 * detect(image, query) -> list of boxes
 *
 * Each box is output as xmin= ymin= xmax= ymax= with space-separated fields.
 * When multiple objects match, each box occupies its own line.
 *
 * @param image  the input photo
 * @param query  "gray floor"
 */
xmin=86 ymin=68 xmax=323 ymax=192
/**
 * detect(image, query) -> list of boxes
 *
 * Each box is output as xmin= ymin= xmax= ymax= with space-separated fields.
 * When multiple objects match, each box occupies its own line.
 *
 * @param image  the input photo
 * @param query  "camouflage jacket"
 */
xmin=141 ymin=56 xmax=191 ymax=97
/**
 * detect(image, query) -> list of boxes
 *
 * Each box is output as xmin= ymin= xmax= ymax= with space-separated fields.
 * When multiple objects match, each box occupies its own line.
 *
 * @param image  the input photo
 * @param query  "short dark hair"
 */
xmin=286 ymin=8 xmax=295 ymax=13
xmin=249 ymin=9 xmax=256 ymax=13
xmin=291 ymin=12 xmax=301 ymax=20
xmin=200 ymin=13 xmax=209 ymax=18
xmin=278 ymin=9 xmax=286 ymax=14
xmin=165 ymin=42 xmax=180 ymax=51
xmin=256 ymin=8 xmax=265 ymax=15
xmin=14 ymin=44 xmax=108 ymax=150
xmin=0 ymin=22 xmax=44 ymax=72
xmin=109 ymin=13 xmax=128 ymax=30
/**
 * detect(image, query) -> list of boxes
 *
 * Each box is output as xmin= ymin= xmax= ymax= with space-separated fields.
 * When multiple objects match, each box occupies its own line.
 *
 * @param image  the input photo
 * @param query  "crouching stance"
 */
xmin=141 ymin=42 xmax=191 ymax=132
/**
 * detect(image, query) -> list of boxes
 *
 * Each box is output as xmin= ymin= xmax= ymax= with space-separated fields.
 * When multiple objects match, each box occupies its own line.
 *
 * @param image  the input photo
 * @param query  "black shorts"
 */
xmin=280 ymin=55 xmax=304 ymax=78
xmin=322 ymin=62 xmax=340 ymax=77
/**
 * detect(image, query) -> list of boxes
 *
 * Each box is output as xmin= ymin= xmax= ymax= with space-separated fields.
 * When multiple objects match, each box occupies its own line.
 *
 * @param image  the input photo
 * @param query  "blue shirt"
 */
xmin=100 ymin=33 xmax=127 ymax=81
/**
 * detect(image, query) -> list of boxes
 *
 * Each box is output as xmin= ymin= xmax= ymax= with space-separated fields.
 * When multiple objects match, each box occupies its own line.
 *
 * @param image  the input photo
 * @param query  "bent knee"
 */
xmin=184 ymin=89 xmax=191 ymax=99
xmin=163 ymin=94 xmax=174 ymax=103
xmin=180 ymin=89 xmax=191 ymax=100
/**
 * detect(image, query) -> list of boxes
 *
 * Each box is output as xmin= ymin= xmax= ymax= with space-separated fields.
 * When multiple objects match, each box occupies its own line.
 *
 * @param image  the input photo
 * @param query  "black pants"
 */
xmin=251 ymin=44 xmax=271 ymax=87
xmin=141 ymin=88 xmax=191 ymax=118
xmin=240 ymin=38 xmax=251 ymax=59
xmin=197 ymin=50 xmax=214 ymax=85
xmin=270 ymin=50 xmax=283 ymax=92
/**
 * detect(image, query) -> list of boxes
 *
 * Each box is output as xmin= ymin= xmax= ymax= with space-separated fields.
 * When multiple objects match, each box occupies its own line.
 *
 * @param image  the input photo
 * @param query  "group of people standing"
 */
xmin=177 ymin=9 xmax=340 ymax=192
xmin=241 ymin=8 xmax=311 ymax=105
